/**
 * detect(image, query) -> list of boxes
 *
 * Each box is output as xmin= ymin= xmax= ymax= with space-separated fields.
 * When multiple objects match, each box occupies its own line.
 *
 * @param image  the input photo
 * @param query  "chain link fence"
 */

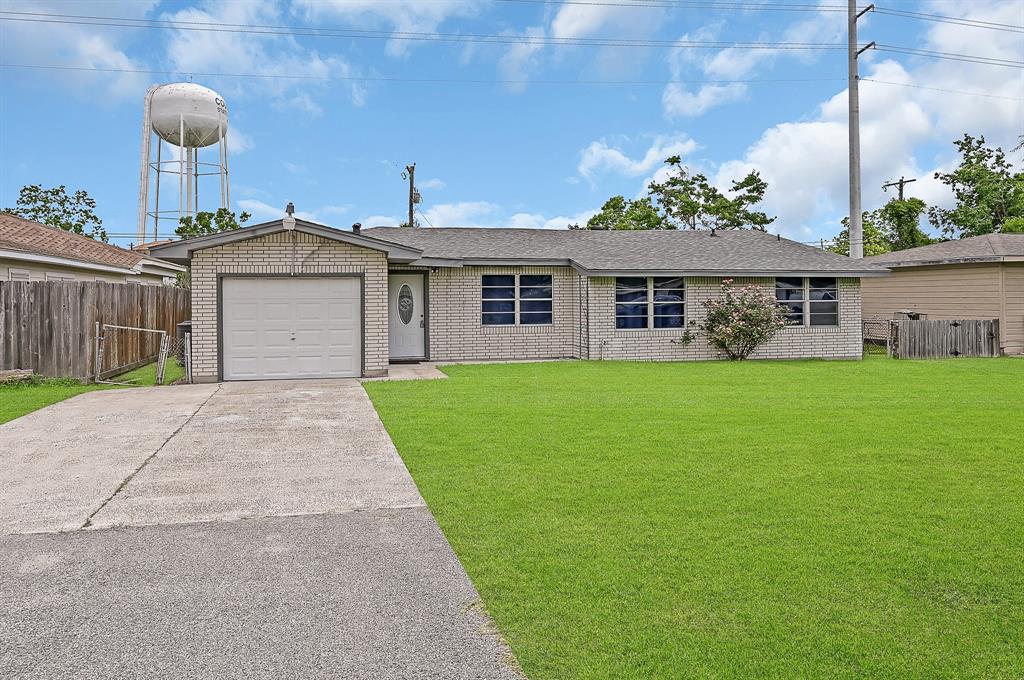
xmin=862 ymin=316 xmax=890 ymax=358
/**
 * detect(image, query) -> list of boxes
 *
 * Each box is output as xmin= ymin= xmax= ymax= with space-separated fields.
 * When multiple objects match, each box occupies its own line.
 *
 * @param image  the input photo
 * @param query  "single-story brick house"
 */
xmin=150 ymin=216 xmax=888 ymax=381
xmin=862 ymin=233 xmax=1024 ymax=355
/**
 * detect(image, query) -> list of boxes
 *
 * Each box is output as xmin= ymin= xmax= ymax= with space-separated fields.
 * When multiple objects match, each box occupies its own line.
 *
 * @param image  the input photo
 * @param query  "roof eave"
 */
xmin=577 ymin=267 xmax=890 ymax=277
xmin=872 ymin=256 xmax=1007 ymax=268
xmin=0 ymin=248 xmax=138 ymax=275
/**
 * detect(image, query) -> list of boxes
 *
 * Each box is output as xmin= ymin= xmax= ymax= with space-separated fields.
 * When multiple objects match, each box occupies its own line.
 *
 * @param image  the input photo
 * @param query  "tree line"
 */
xmin=5 ymin=133 xmax=1022 ymax=255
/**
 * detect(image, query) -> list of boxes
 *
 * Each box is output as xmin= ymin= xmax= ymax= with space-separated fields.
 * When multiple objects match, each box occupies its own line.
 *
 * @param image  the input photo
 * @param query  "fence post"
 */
xmin=94 ymin=322 xmax=102 ymax=382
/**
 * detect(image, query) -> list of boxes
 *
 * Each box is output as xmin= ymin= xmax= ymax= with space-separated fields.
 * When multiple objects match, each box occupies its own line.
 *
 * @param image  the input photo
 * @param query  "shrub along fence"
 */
xmin=0 ymin=281 xmax=189 ymax=380
xmin=888 ymin=318 xmax=1000 ymax=359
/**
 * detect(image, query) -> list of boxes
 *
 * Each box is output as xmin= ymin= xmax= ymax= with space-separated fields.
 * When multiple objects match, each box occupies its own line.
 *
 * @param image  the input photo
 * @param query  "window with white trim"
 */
xmin=615 ymin=277 xmax=685 ymax=329
xmin=775 ymin=277 xmax=838 ymax=326
xmin=481 ymin=274 xmax=553 ymax=326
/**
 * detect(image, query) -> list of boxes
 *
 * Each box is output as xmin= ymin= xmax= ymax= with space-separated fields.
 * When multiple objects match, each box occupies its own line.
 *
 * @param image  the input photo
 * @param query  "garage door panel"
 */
xmin=221 ymin=277 xmax=361 ymax=380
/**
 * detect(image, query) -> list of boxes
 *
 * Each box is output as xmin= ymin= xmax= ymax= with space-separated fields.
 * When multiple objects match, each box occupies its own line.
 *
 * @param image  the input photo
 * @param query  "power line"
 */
xmin=0 ymin=11 xmax=846 ymax=49
xmin=860 ymin=78 xmax=1024 ymax=102
xmin=873 ymin=5 xmax=1024 ymax=33
xmin=872 ymin=44 xmax=1024 ymax=69
xmin=0 ymin=63 xmax=847 ymax=86
xmin=494 ymin=0 xmax=847 ymax=11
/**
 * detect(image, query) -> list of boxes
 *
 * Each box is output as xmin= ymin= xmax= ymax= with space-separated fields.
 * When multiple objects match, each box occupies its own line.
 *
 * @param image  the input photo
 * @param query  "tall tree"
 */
xmin=647 ymin=156 xmax=775 ymax=231
xmin=586 ymin=196 xmax=666 ymax=230
xmin=176 ymin=208 xmax=251 ymax=239
xmin=878 ymin=197 xmax=932 ymax=250
xmin=828 ymin=211 xmax=892 ymax=257
xmin=6 ymin=184 xmax=107 ymax=241
xmin=927 ymin=134 xmax=1024 ymax=238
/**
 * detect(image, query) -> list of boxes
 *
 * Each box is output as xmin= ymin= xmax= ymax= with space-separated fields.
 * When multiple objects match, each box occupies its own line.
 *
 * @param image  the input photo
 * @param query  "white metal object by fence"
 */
xmin=184 ymin=331 xmax=193 ymax=384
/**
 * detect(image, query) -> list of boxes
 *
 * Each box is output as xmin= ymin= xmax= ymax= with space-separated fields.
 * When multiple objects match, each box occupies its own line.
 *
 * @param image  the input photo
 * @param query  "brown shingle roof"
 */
xmin=865 ymin=233 xmax=1024 ymax=266
xmin=0 ymin=212 xmax=142 ymax=270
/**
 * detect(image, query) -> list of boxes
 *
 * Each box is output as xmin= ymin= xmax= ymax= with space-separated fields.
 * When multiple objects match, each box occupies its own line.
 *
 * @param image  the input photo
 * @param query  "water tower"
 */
xmin=136 ymin=82 xmax=231 ymax=244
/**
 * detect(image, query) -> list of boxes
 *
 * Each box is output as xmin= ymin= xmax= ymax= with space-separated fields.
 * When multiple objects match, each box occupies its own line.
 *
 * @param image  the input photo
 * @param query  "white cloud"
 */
xmin=227 ymin=128 xmax=254 ymax=155
xmin=422 ymin=201 xmax=500 ymax=226
xmin=578 ymin=135 xmax=697 ymax=182
xmin=419 ymin=178 xmax=446 ymax=190
xmin=291 ymin=0 xmax=480 ymax=57
xmin=237 ymin=199 xmax=347 ymax=223
xmin=662 ymin=8 xmax=844 ymax=118
xmin=0 ymin=0 xmax=158 ymax=100
xmin=360 ymin=214 xmax=401 ymax=227
xmin=163 ymin=1 xmax=366 ymax=113
xmin=507 ymin=209 xmax=599 ymax=230
xmin=497 ymin=26 xmax=546 ymax=92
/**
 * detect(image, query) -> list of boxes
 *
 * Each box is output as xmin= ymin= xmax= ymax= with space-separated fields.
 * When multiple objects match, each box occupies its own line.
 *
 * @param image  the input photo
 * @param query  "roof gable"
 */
xmin=148 ymin=218 xmax=424 ymax=264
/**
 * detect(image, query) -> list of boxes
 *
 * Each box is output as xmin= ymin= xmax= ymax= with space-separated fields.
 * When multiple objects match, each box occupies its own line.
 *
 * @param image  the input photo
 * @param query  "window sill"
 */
xmin=780 ymin=324 xmax=842 ymax=333
xmin=613 ymin=327 xmax=688 ymax=336
xmin=481 ymin=324 xmax=555 ymax=333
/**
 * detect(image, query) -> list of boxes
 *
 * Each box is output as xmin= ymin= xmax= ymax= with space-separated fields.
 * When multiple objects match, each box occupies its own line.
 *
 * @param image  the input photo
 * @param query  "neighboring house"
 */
xmin=0 ymin=213 xmax=183 ymax=285
xmin=863 ymin=234 xmax=1024 ymax=356
xmin=150 ymin=217 xmax=887 ymax=382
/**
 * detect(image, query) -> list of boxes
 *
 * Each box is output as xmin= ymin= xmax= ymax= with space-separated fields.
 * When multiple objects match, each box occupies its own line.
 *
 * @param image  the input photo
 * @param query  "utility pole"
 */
xmin=848 ymin=1 xmax=875 ymax=259
xmin=882 ymin=176 xmax=916 ymax=200
xmin=402 ymin=163 xmax=419 ymax=228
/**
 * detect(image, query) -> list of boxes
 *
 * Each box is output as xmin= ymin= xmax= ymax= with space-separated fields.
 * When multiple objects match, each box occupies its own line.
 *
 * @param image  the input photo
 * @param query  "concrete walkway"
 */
xmin=0 ymin=381 xmax=522 ymax=679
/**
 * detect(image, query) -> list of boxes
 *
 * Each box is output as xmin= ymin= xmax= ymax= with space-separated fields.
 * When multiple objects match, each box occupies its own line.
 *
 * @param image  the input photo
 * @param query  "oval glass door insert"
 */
xmin=398 ymin=284 xmax=414 ymax=325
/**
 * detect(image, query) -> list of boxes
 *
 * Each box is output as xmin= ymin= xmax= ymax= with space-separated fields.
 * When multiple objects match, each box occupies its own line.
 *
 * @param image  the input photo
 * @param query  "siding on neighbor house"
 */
xmin=420 ymin=265 xmax=584 ymax=361
xmin=0 ymin=259 xmax=168 ymax=284
xmin=586 ymin=277 xmax=863 ymax=361
xmin=189 ymin=231 xmax=389 ymax=381
xmin=859 ymin=263 xmax=1021 ymax=354
xmin=1002 ymin=263 xmax=1024 ymax=355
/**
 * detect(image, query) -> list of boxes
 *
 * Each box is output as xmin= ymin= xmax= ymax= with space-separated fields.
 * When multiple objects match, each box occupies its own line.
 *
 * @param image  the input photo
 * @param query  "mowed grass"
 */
xmin=364 ymin=359 xmax=1024 ymax=679
xmin=0 ymin=360 xmax=185 ymax=425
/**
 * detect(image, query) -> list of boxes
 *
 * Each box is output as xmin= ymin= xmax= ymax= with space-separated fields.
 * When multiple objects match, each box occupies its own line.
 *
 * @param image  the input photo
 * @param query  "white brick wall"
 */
xmin=424 ymin=266 xmax=585 ymax=361
xmin=190 ymin=231 xmax=389 ymax=381
xmin=587 ymin=276 xmax=863 ymax=361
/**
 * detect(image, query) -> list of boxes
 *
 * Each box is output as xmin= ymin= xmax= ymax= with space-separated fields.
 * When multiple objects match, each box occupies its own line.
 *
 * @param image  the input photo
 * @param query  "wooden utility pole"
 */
xmin=882 ymin=176 xmax=917 ymax=200
xmin=404 ymin=163 xmax=417 ymax=228
xmin=848 ymin=1 xmax=875 ymax=259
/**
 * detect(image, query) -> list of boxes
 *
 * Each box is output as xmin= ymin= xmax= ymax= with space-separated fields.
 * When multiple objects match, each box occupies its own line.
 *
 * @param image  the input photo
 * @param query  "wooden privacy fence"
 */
xmin=888 ymin=318 xmax=1000 ymax=359
xmin=0 ymin=281 xmax=190 ymax=379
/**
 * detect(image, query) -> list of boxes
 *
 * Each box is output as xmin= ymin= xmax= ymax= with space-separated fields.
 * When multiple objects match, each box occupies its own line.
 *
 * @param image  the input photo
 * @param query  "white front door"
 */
xmin=388 ymin=274 xmax=425 ymax=359
xmin=221 ymin=276 xmax=361 ymax=380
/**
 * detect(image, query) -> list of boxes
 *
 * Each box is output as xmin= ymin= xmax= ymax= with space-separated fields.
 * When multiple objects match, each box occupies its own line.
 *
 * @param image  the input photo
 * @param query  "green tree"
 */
xmin=586 ymin=196 xmax=666 ymax=230
xmin=928 ymin=134 xmax=1024 ymax=238
xmin=647 ymin=156 xmax=775 ymax=231
xmin=828 ymin=211 xmax=892 ymax=257
xmin=6 ymin=184 xmax=107 ymax=241
xmin=879 ymin=197 xmax=932 ymax=250
xmin=1002 ymin=216 xmax=1024 ymax=233
xmin=176 ymin=208 xmax=251 ymax=239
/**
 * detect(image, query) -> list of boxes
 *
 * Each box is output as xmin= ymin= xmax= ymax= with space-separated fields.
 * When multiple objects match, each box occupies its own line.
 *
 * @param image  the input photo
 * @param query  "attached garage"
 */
xmin=221 ymin=276 xmax=362 ymax=380
xmin=148 ymin=217 xmax=425 ymax=382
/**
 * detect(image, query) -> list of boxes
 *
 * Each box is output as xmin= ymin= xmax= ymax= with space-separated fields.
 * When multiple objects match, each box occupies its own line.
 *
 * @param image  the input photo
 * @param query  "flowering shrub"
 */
xmin=699 ymin=278 xmax=787 ymax=360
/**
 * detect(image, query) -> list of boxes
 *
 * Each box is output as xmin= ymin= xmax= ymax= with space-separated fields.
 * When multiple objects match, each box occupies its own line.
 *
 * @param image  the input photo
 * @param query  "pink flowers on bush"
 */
xmin=697 ymin=279 xmax=787 ymax=360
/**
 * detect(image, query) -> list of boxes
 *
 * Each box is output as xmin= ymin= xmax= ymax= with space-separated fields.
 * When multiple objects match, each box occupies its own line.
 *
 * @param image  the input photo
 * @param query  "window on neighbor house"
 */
xmin=615 ymin=277 xmax=685 ymax=329
xmin=775 ymin=277 xmax=838 ymax=326
xmin=8 ymin=268 xmax=30 ymax=281
xmin=44 ymin=272 xmax=75 ymax=282
xmin=481 ymin=274 xmax=553 ymax=326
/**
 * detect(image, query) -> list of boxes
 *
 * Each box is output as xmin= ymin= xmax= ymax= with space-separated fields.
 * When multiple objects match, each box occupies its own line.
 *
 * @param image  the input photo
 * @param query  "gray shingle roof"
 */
xmin=364 ymin=226 xmax=888 ymax=275
xmin=864 ymin=233 xmax=1024 ymax=266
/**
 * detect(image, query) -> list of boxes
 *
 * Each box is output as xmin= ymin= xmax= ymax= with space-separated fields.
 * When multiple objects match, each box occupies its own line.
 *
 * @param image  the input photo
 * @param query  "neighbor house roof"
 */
xmin=864 ymin=233 xmax=1024 ymax=267
xmin=364 ymin=226 xmax=889 ymax=276
xmin=0 ymin=212 xmax=183 ymax=274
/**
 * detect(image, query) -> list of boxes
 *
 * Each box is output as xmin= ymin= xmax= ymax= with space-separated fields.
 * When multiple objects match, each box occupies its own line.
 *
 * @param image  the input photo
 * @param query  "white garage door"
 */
xmin=221 ymin=277 xmax=361 ymax=380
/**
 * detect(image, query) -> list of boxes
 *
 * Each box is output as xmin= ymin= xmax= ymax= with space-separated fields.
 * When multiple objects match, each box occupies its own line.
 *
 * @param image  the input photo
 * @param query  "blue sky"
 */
xmin=1 ymin=0 xmax=1021 ymax=248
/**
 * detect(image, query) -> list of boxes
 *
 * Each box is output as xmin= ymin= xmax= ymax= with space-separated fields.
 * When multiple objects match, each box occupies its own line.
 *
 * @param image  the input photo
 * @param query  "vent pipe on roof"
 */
xmin=283 ymin=202 xmax=296 ymax=231
xmin=352 ymin=222 xmax=361 ymax=233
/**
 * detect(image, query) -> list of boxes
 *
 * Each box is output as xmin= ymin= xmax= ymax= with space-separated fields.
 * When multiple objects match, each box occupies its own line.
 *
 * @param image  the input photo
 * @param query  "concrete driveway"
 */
xmin=0 ymin=381 xmax=522 ymax=679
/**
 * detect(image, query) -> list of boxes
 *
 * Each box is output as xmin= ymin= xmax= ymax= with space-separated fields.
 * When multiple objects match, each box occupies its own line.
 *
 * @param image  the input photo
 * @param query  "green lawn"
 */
xmin=0 ymin=360 xmax=185 ymax=425
xmin=365 ymin=359 xmax=1024 ymax=679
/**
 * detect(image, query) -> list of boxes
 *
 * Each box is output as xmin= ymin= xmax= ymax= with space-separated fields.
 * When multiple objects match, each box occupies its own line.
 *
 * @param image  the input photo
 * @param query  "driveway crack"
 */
xmin=80 ymin=384 xmax=222 ymax=529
